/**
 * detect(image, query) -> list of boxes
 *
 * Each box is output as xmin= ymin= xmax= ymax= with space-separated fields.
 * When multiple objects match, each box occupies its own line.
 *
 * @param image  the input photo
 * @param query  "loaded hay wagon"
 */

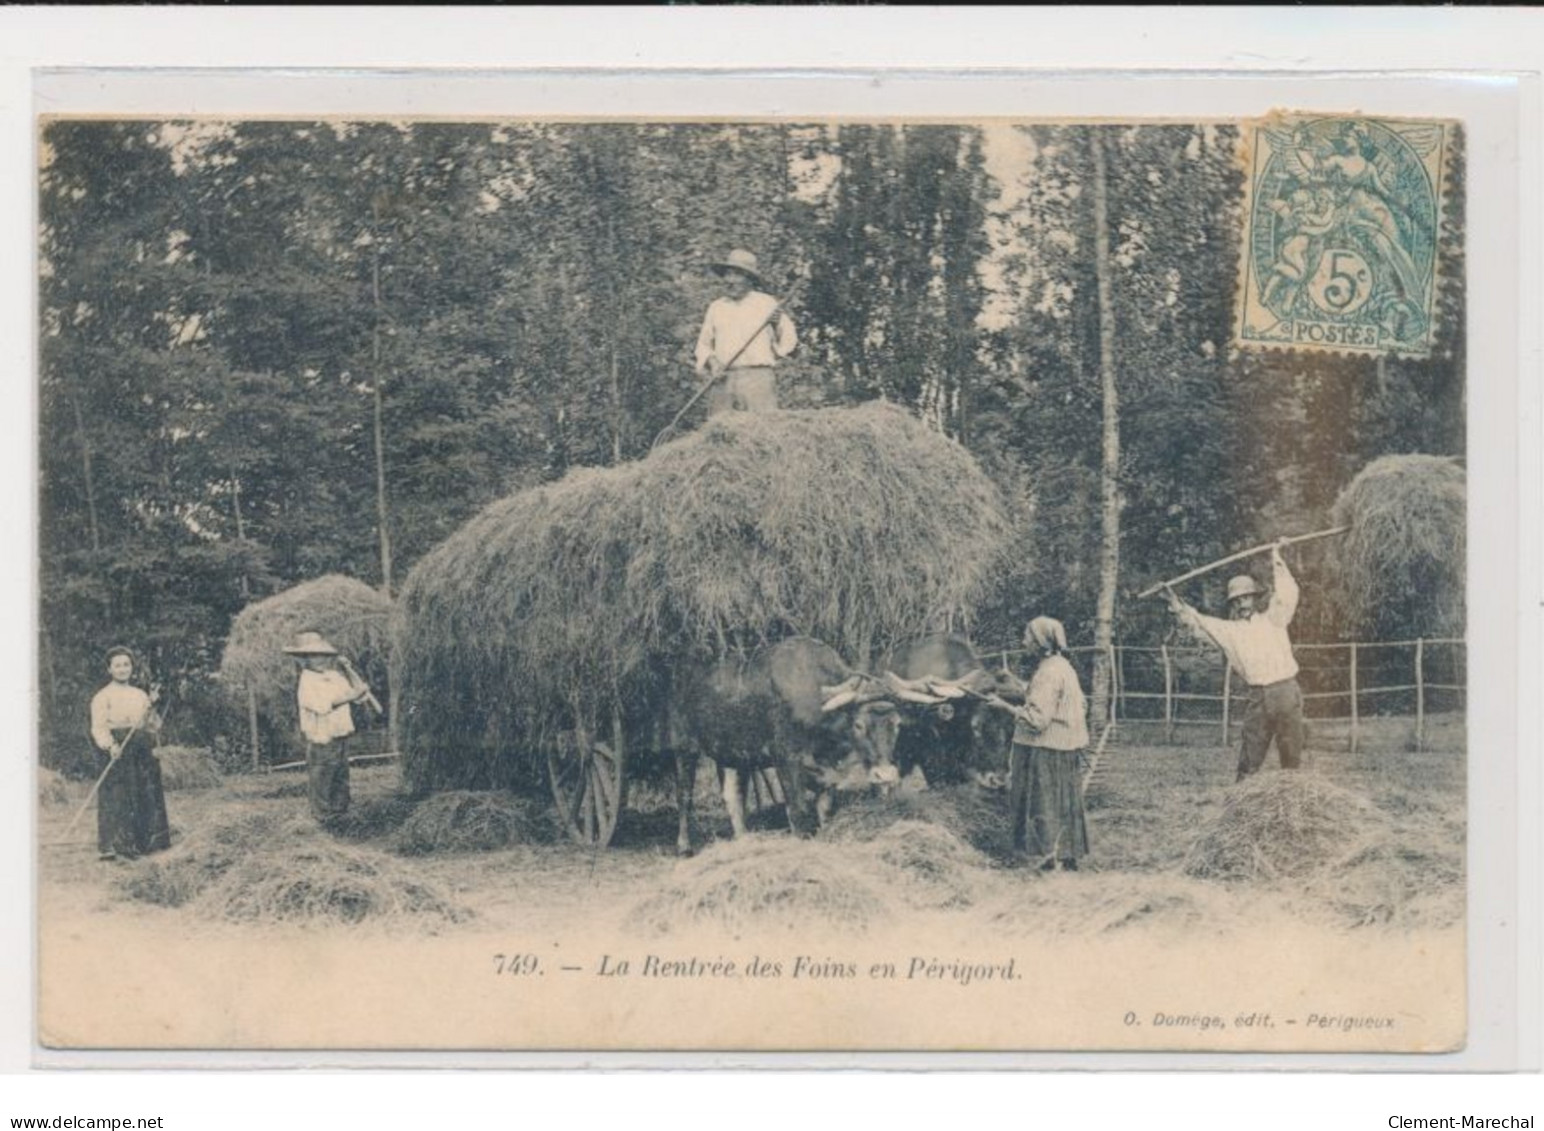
xmin=392 ymin=403 xmax=1012 ymax=848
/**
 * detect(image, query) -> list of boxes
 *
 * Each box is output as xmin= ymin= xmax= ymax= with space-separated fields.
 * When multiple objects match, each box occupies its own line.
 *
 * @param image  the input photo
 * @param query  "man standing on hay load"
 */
xmin=284 ymin=630 xmax=371 ymax=825
xmin=695 ymin=248 xmax=797 ymax=414
xmin=1164 ymin=541 xmax=1305 ymax=781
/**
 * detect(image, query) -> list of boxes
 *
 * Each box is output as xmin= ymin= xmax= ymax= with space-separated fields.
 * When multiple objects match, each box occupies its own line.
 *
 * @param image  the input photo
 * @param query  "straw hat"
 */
xmin=283 ymin=630 xmax=339 ymax=656
xmin=1226 ymin=575 xmax=1264 ymax=602
xmin=711 ymin=248 xmax=763 ymax=283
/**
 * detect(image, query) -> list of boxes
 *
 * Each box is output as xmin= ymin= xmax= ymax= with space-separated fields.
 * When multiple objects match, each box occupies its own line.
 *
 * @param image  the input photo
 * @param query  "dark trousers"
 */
xmin=307 ymin=739 xmax=351 ymax=822
xmin=98 ymin=729 xmax=171 ymax=858
xmin=1238 ymin=678 xmax=1305 ymax=781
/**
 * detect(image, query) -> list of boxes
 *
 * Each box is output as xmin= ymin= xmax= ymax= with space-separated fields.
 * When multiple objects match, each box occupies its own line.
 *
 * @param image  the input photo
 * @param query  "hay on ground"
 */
xmin=331 ymin=794 xmax=421 ymax=842
xmin=120 ymin=811 xmax=288 ymax=908
xmin=859 ymin=819 xmax=994 ymax=910
xmin=206 ymin=839 xmax=467 ymax=926
xmin=392 ymin=791 xmax=557 ymax=855
xmin=824 ymin=784 xmax=1015 ymax=860
xmin=624 ymin=833 xmax=891 ymax=938
xmin=219 ymin=575 xmax=392 ymax=751
xmin=153 ymin=745 xmax=223 ymax=791
xmin=38 ymin=767 xmax=74 ymax=807
xmin=395 ymin=403 xmax=1012 ymax=792
xmin=986 ymin=872 xmax=1232 ymax=936
xmin=1330 ymin=454 xmax=1464 ymax=635
xmin=119 ymin=810 xmax=466 ymax=925
xmin=1183 ymin=772 xmax=1392 ymax=883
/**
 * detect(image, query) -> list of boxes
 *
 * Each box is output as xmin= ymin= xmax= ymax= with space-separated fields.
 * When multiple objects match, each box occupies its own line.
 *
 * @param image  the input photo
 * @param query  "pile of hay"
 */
xmin=120 ymin=811 xmax=285 ymax=909
xmin=1182 ymin=772 xmax=1393 ymax=883
xmin=38 ymin=767 xmax=74 ymax=807
xmin=391 ymin=790 xmax=556 ymax=855
xmin=119 ymin=811 xmax=466 ymax=926
xmin=624 ymin=834 xmax=891 ymax=938
xmin=396 ymin=403 xmax=1011 ymax=792
xmin=330 ymin=794 xmax=420 ymax=842
xmin=858 ymin=820 xmax=995 ymax=910
xmin=1331 ymin=454 xmax=1465 ymax=636
xmin=219 ymin=575 xmax=392 ymax=758
xmin=153 ymin=745 xmax=223 ymax=791
xmin=986 ymin=873 xmax=1231 ymax=937
xmin=825 ymin=785 xmax=1015 ymax=860
xmin=1309 ymin=836 xmax=1465 ymax=930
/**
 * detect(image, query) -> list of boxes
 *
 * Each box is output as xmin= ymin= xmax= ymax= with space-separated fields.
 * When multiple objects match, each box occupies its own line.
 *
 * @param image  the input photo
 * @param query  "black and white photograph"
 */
xmin=34 ymin=107 xmax=1472 ymax=1053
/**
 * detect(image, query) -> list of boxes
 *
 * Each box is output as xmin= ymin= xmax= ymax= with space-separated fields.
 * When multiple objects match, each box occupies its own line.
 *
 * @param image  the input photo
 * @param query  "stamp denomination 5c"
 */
xmin=1236 ymin=113 xmax=1453 ymax=357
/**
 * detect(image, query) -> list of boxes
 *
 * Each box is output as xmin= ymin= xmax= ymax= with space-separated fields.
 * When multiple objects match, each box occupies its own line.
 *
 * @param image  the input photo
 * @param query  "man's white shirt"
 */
xmin=695 ymin=291 xmax=797 ymax=372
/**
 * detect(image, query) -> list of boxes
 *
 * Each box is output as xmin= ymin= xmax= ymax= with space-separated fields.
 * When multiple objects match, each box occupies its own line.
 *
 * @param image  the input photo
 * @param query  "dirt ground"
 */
xmin=37 ymin=714 xmax=1466 ymax=932
xmin=33 ymin=715 xmax=1467 ymax=1052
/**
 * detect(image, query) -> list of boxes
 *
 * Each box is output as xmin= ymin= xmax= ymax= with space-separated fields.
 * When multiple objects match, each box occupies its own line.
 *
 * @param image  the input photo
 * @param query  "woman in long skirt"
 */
xmin=88 ymin=647 xmax=170 ymax=860
xmin=1009 ymin=617 xmax=1091 ymax=871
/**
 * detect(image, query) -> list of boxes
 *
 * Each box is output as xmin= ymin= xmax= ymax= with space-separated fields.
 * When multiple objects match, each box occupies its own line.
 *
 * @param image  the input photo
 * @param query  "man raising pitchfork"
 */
xmin=1164 ymin=540 xmax=1306 ymax=781
xmin=694 ymin=248 xmax=797 ymax=414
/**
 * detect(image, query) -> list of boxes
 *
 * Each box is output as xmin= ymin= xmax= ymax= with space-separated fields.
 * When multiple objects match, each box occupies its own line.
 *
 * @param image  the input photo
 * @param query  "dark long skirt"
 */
xmin=97 ymin=728 xmax=171 ymax=858
xmin=1009 ymin=743 xmax=1089 ymax=863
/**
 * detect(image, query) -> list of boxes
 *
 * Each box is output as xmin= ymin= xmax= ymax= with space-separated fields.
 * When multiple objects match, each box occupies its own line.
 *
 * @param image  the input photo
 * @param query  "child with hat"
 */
xmin=284 ymin=630 xmax=370 ymax=823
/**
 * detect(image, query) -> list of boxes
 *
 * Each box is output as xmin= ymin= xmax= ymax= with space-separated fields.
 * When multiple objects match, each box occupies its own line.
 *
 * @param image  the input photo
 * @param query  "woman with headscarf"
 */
xmin=1009 ymin=617 xmax=1091 ymax=871
xmin=88 ymin=646 xmax=171 ymax=861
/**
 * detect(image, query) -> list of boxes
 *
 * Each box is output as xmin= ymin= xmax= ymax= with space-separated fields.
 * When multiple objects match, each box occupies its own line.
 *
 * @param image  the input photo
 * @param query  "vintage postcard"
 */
xmin=36 ymin=109 xmax=1468 ymax=1055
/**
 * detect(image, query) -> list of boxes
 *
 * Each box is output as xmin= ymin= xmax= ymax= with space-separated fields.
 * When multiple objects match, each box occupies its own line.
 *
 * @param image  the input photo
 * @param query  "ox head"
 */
xmin=820 ymin=675 xmax=902 ymax=787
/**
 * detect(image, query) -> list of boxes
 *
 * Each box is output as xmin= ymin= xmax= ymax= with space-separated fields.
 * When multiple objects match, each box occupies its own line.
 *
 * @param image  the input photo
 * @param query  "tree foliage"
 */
xmin=37 ymin=118 xmax=1465 ymax=767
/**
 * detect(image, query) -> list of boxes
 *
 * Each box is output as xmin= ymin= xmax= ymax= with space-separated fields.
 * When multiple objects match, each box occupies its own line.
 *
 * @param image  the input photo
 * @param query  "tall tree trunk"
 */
xmin=1089 ymin=128 xmax=1122 ymax=726
xmin=606 ymin=213 xmax=624 ymax=465
xmin=231 ymin=465 xmax=261 ymax=769
xmin=68 ymin=386 xmax=102 ymax=554
xmin=370 ymin=204 xmax=394 ymax=596
xmin=370 ymin=202 xmax=398 ymax=754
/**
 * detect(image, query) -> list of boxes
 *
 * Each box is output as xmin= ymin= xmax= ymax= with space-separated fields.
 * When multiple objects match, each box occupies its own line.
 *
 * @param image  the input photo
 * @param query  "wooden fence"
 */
xmin=978 ymin=638 xmax=1465 ymax=752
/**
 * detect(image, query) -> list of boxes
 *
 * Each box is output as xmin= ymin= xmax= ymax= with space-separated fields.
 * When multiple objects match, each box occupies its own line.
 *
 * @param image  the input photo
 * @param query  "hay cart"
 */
xmin=545 ymin=702 xmax=783 ymax=848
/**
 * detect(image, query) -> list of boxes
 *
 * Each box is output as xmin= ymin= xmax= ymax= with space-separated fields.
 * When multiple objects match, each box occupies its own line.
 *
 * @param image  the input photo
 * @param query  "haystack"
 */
xmin=219 ymin=575 xmax=391 ymax=761
xmin=859 ymin=819 xmax=995 ymax=910
xmin=153 ymin=745 xmax=223 ymax=791
xmin=396 ymin=404 xmax=1012 ymax=792
xmin=391 ymin=790 xmax=557 ymax=855
xmin=1331 ymin=454 xmax=1464 ymax=636
xmin=624 ymin=834 xmax=891 ymax=938
xmin=119 ymin=810 xmax=466 ymax=926
xmin=1182 ymin=772 xmax=1393 ymax=883
xmin=824 ymin=784 xmax=1016 ymax=860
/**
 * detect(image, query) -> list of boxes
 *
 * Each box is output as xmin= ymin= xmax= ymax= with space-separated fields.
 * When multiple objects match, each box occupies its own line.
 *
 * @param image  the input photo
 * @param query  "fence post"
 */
xmin=247 ymin=688 xmax=262 ymax=772
xmin=1161 ymin=644 xmax=1174 ymax=744
xmin=1349 ymin=641 xmax=1359 ymax=755
xmin=1221 ymin=660 xmax=1232 ymax=746
xmin=1415 ymin=637 xmax=1425 ymax=752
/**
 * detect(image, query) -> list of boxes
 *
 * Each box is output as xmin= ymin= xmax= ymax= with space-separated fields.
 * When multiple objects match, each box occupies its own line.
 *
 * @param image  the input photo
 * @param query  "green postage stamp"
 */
xmin=1236 ymin=113 xmax=1453 ymax=357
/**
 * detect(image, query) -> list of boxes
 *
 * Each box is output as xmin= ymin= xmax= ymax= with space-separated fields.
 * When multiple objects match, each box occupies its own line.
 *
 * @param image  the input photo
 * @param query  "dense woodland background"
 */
xmin=38 ymin=120 xmax=1465 ymax=765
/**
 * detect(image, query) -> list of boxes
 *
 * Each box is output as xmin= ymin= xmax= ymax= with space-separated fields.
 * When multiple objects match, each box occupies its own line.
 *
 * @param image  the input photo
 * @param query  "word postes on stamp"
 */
xmin=1236 ymin=114 xmax=1452 ymax=357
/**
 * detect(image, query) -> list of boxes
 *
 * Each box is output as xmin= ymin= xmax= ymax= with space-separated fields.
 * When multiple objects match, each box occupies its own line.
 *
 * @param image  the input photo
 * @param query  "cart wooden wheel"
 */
xmin=548 ymin=728 xmax=626 ymax=847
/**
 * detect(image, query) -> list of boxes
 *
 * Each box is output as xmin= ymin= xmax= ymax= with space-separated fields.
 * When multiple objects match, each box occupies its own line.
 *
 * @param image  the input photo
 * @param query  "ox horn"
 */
xmin=923 ymin=678 xmax=968 ymax=700
xmin=822 ymin=688 xmax=860 ymax=712
xmin=820 ymin=674 xmax=863 ymax=698
xmin=881 ymin=671 xmax=948 ymax=705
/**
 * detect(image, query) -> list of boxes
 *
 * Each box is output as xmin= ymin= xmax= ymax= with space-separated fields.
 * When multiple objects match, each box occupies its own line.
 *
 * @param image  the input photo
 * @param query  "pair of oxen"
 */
xmin=668 ymin=634 xmax=1022 ymax=855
